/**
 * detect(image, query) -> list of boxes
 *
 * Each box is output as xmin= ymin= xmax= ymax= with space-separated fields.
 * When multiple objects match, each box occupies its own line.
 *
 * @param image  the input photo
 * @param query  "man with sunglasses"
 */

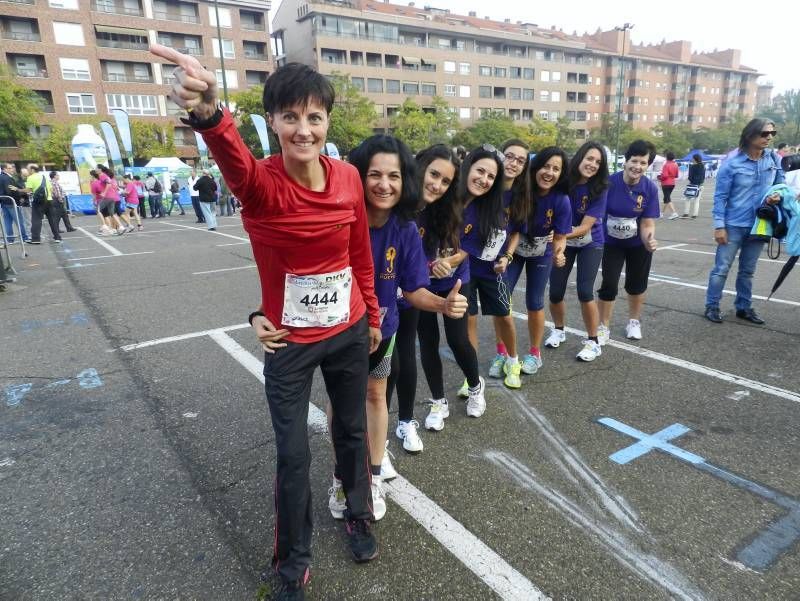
xmin=704 ymin=119 xmax=784 ymax=325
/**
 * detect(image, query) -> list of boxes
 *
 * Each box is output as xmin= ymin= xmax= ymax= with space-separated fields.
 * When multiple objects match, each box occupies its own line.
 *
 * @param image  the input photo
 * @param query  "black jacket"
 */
xmin=688 ymin=163 xmax=705 ymax=186
xmin=0 ymin=171 xmax=14 ymax=204
xmin=193 ymin=175 xmax=217 ymax=203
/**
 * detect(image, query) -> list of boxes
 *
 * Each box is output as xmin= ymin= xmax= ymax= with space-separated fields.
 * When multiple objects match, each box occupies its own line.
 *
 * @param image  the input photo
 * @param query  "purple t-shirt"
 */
xmin=569 ymin=184 xmax=607 ymax=248
xmin=604 ymin=171 xmax=660 ymax=248
xmin=370 ymin=213 xmax=430 ymax=338
xmin=415 ymin=210 xmax=470 ymax=294
xmin=461 ymin=192 xmax=514 ymax=280
xmin=515 ymin=192 xmax=572 ymax=259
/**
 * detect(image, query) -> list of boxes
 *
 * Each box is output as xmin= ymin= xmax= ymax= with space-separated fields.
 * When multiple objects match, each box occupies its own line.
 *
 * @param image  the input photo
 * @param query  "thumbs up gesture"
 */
xmin=150 ymin=43 xmax=219 ymax=120
xmin=443 ymin=279 xmax=468 ymax=319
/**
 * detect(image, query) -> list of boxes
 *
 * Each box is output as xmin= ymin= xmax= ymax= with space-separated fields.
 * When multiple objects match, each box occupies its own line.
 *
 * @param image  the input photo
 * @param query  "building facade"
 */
xmin=272 ymin=0 xmax=760 ymax=138
xmin=1 ymin=0 xmax=272 ymax=162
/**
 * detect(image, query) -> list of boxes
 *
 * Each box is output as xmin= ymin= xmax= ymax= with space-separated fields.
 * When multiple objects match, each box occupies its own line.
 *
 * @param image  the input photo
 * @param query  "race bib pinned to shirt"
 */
xmin=282 ymin=267 xmax=352 ymax=328
xmin=515 ymin=235 xmax=549 ymax=257
xmin=566 ymin=229 xmax=593 ymax=247
xmin=479 ymin=229 xmax=507 ymax=261
xmin=606 ymin=215 xmax=638 ymax=240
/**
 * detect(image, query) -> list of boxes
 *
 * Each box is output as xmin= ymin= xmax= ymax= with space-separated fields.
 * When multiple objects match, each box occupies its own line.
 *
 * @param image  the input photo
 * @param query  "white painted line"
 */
xmin=660 ymin=245 xmax=789 ymax=265
xmin=162 ymin=221 xmax=249 ymax=242
xmin=646 ymin=274 xmax=800 ymax=307
xmin=60 ymin=262 xmax=111 ymax=269
xmin=216 ymin=242 xmax=251 ymax=247
xmin=192 ymin=264 xmax=257 ymax=275
xmin=119 ymin=323 xmax=251 ymax=351
xmin=65 ymin=251 xmax=154 ymax=261
xmin=207 ymin=330 xmax=548 ymax=601
xmin=75 ymin=227 xmax=123 ymax=256
xmin=512 ymin=312 xmax=800 ymax=405
xmin=656 ymin=243 xmax=688 ymax=251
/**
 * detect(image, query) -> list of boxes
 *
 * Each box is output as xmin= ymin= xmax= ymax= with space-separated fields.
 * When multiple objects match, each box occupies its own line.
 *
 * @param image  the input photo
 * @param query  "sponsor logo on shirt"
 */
xmin=579 ymin=195 xmax=589 ymax=214
xmin=464 ymin=223 xmax=473 ymax=235
xmin=381 ymin=246 xmax=397 ymax=280
xmin=635 ymin=195 xmax=644 ymax=211
xmin=544 ymin=208 xmax=554 ymax=230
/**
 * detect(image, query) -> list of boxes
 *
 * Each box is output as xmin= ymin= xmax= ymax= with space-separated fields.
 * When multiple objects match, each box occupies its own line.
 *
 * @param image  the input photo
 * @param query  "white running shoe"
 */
xmin=466 ymin=376 xmax=486 ymax=418
xmin=99 ymin=226 xmax=113 ymax=236
xmin=371 ymin=477 xmax=386 ymax=521
xmin=625 ymin=319 xmax=642 ymax=340
xmin=126 ymin=224 xmax=136 ymax=233
xmin=328 ymin=476 xmax=346 ymax=520
xmin=457 ymin=379 xmax=469 ymax=398
xmin=576 ymin=340 xmax=602 ymax=362
xmin=380 ymin=441 xmax=397 ymax=481
xmin=544 ymin=328 xmax=566 ymax=348
xmin=396 ymin=420 xmax=423 ymax=453
xmin=116 ymin=226 xmax=126 ymax=236
xmin=597 ymin=324 xmax=610 ymax=346
xmin=425 ymin=399 xmax=449 ymax=431
xmin=668 ymin=213 xmax=680 ymax=220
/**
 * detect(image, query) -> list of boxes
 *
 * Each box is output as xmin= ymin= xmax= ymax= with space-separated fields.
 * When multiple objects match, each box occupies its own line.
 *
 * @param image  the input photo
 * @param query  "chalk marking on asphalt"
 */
xmin=656 ymin=243 xmax=688 ymax=251
xmin=206 ymin=330 xmax=546 ymax=600
xmin=216 ymin=242 xmax=251 ymax=247
xmin=60 ymin=262 xmax=111 ymax=269
xmin=511 ymin=312 xmax=800 ymax=405
xmin=646 ymin=274 xmax=800 ymax=307
xmin=726 ymin=390 xmax=751 ymax=401
xmin=660 ymin=245 xmax=790 ymax=265
xmin=485 ymin=451 xmax=707 ymax=601
xmin=162 ymin=221 xmax=249 ymax=242
xmin=119 ymin=323 xmax=250 ymax=351
xmin=65 ymin=251 xmax=154 ymax=261
xmin=75 ymin=227 xmax=124 ymax=256
xmin=0 ymin=457 xmax=15 ymax=467
xmin=192 ymin=265 xmax=257 ymax=275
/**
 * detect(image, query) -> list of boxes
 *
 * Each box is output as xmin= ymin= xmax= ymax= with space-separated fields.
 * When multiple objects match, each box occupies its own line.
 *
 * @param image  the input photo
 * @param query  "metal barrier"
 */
xmin=0 ymin=195 xmax=28 ymax=277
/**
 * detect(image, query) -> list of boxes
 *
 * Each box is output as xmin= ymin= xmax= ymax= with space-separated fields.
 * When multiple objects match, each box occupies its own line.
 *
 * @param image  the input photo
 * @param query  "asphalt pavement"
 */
xmin=1 ymin=187 xmax=798 ymax=601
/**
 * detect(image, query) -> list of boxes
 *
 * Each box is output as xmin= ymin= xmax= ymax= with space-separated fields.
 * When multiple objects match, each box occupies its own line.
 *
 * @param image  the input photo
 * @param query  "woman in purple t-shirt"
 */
xmin=545 ymin=141 xmax=609 ymax=362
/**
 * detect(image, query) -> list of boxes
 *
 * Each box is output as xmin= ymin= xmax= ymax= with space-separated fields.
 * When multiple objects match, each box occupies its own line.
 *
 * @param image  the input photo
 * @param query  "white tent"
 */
xmin=143 ymin=157 xmax=191 ymax=171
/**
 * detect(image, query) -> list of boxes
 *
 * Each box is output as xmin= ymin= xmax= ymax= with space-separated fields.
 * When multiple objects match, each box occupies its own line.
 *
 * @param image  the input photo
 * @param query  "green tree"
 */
xmin=588 ymin=114 xmax=633 ymax=152
xmin=22 ymin=122 xmax=77 ymax=169
xmin=230 ymin=84 xmax=275 ymax=158
xmin=554 ymin=117 xmax=578 ymax=154
xmin=130 ymin=120 xmax=175 ymax=160
xmin=451 ymin=111 xmax=524 ymax=149
xmin=522 ymin=117 xmax=557 ymax=151
xmin=326 ymin=72 xmax=377 ymax=155
xmin=0 ymin=66 xmax=43 ymax=148
xmin=391 ymin=97 xmax=459 ymax=152
xmin=652 ymin=122 xmax=693 ymax=157
xmin=690 ymin=113 xmax=749 ymax=153
xmin=779 ymin=89 xmax=800 ymax=144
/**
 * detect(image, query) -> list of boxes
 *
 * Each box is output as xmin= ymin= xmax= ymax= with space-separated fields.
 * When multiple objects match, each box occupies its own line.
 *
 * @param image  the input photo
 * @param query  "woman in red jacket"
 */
xmin=659 ymin=151 xmax=680 ymax=220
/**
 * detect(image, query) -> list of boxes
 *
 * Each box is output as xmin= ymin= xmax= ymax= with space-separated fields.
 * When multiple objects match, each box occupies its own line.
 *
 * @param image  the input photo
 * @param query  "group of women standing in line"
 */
xmin=328 ymin=134 xmax=661 ymax=524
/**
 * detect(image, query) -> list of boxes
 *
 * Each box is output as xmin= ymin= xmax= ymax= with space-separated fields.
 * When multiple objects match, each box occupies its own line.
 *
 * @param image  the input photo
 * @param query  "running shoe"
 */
xmin=544 ymin=328 xmax=566 ymax=348
xmin=116 ymin=226 xmax=126 ymax=236
xmin=576 ymin=340 xmax=602 ymax=362
xmin=503 ymin=361 xmax=522 ymax=389
xmin=345 ymin=512 xmax=379 ymax=562
xmin=521 ymin=354 xmax=542 ymax=375
xmin=457 ymin=379 xmax=469 ymax=398
xmin=668 ymin=213 xmax=680 ymax=220
xmin=625 ymin=319 xmax=642 ymax=340
xmin=328 ymin=476 xmax=346 ymax=520
xmin=126 ymin=224 xmax=135 ymax=233
xmin=137 ymin=225 xmax=144 ymax=231
xmin=371 ymin=477 xmax=386 ymax=521
xmin=395 ymin=420 xmax=423 ymax=453
xmin=597 ymin=324 xmax=610 ymax=346
xmin=466 ymin=376 xmax=486 ymax=418
xmin=425 ymin=399 xmax=449 ymax=431
xmin=275 ymin=579 xmax=306 ymax=601
xmin=380 ymin=441 xmax=397 ymax=481
xmin=488 ymin=353 xmax=506 ymax=378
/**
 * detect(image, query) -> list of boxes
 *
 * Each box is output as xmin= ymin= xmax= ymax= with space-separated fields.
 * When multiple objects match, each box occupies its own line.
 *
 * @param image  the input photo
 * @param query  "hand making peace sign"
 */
xmin=150 ymin=43 xmax=220 ymax=121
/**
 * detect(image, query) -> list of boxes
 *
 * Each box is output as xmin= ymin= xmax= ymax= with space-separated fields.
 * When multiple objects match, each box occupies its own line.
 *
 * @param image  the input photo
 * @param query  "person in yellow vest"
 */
xmin=22 ymin=164 xmax=61 ymax=244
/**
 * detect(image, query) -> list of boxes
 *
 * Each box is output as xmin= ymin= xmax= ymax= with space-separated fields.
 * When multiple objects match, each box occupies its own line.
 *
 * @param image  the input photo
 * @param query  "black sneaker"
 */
xmin=736 ymin=308 xmax=765 ymax=325
xmin=274 ymin=580 xmax=306 ymax=601
xmin=28 ymin=239 xmax=41 ymax=245
xmin=704 ymin=306 xmax=722 ymax=323
xmin=345 ymin=512 xmax=378 ymax=563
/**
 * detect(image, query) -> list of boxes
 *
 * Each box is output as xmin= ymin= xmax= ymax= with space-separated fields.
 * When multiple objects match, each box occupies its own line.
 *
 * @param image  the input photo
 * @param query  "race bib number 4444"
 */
xmin=282 ymin=267 xmax=352 ymax=328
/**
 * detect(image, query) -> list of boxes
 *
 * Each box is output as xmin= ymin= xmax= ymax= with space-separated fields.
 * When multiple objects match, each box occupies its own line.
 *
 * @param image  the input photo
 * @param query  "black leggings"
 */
xmin=386 ymin=306 xmax=419 ymax=422
xmin=597 ymin=244 xmax=653 ymax=300
xmin=662 ymin=185 xmax=675 ymax=203
xmin=418 ymin=288 xmax=480 ymax=400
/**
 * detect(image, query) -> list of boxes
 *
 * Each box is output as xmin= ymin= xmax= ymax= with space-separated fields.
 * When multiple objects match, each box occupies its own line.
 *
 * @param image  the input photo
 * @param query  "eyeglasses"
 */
xmin=481 ymin=144 xmax=506 ymax=164
xmin=760 ymin=130 xmax=778 ymax=138
xmin=503 ymin=153 xmax=527 ymax=166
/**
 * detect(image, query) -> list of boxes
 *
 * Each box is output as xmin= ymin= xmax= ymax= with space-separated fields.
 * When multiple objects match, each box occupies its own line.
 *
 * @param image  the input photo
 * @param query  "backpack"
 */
xmin=152 ymin=178 xmax=162 ymax=194
xmin=32 ymin=174 xmax=47 ymax=204
xmin=170 ymin=181 xmax=179 ymax=194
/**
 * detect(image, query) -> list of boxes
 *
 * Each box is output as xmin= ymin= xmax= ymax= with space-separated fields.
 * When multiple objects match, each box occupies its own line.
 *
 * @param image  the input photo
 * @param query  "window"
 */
xmin=522 ymin=109 xmax=533 ymax=120
xmin=539 ymin=110 xmax=549 ymax=119
xmin=459 ymin=107 xmax=471 ymax=119
xmin=523 ymin=88 xmax=534 ymax=101
xmin=509 ymin=87 xmax=521 ymax=100
xmin=421 ymin=83 xmax=436 ymax=96
xmin=459 ymin=62 xmax=470 ymax=75
xmin=443 ymin=61 xmax=456 ymax=73
xmin=386 ymin=79 xmax=400 ymax=94
xmin=387 ymin=105 xmax=399 ymax=118
xmin=212 ymin=38 xmax=235 ymax=59
xmin=49 ymin=0 xmax=78 ymax=8
xmin=523 ymin=68 xmax=534 ymax=80
xmin=66 ymin=93 xmax=96 ymax=114
xmin=479 ymin=86 xmax=491 ymax=99
xmin=510 ymin=67 xmax=521 ymax=79
xmin=374 ymin=105 xmax=384 ymax=117
xmin=351 ymin=77 xmax=365 ymax=92
xmin=367 ymin=78 xmax=383 ymax=93
xmin=540 ymin=90 xmax=550 ymax=102
xmin=540 ymin=70 xmax=550 ymax=82
xmin=479 ymin=65 xmax=491 ymax=77
xmin=458 ymin=85 xmax=470 ymax=98
xmin=106 ymin=93 xmax=158 ymax=115
xmin=60 ymin=57 xmax=90 ymax=80
xmin=214 ymin=70 xmax=238 ymax=89
xmin=53 ymin=22 xmax=84 ymax=45
xmin=494 ymin=66 xmax=506 ymax=78
xmin=444 ymin=84 xmax=456 ymax=97
xmin=208 ymin=6 xmax=231 ymax=27
xmin=402 ymin=81 xmax=419 ymax=95
xmin=551 ymin=91 xmax=561 ymax=102
xmin=551 ymin=71 xmax=561 ymax=82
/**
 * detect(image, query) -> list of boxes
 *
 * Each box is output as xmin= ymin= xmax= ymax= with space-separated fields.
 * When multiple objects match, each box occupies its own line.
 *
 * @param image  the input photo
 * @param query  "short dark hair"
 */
xmin=568 ymin=141 xmax=608 ymax=201
xmin=49 ymin=170 xmax=58 ymax=179
xmin=777 ymin=142 xmax=787 ymax=151
xmin=415 ymin=144 xmax=461 ymax=255
xmin=692 ymin=153 xmax=702 ymax=163
xmin=625 ymin=140 xmax=653 ymax=162
xmin=89 ymin=169 xmax=99 ymax=179
xmin=666 ymin=151 xmax=675 ymax=161
xmin=133 ymin=175 xmax=141 ymax=181
xmin=739 ymin=118 xmax=775 ymax=150
xmin=457 ymin=146 xmax=506 ymax=246
xmin=262 ymin=63 xmax=335 ymax=115
xmin=348 ymin=135 xmax=419 ymax=223
xmin=146 ymin=172 xmax=153 ymax=177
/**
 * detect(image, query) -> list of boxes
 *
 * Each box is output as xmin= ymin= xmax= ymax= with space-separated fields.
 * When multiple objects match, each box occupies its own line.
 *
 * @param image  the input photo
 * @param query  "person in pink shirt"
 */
xmin=658 ymin=151 xmax=680 ymax=220
xmin=93 ymin=167 xmax=126 ymax=235
xmin=123 ymin=173 xmax=142 ymax=231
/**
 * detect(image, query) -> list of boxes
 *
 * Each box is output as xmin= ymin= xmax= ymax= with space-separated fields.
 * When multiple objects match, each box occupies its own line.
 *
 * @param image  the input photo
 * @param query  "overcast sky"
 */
xmin=271 ymin=0 xmax=797 ymax=96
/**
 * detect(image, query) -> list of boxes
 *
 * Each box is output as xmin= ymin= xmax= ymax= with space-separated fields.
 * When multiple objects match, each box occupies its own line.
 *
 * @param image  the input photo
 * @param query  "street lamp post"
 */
xmin=213 ymin=0 xmax=229 ymax=109
xmin=613 ymin=22 xmax=634 ymax=171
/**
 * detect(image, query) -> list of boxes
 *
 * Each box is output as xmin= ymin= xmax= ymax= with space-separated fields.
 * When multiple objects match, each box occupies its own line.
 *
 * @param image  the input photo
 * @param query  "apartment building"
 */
xmin=1 ymin=0 xmax=273 ymax=161
xmin=271 ymin=0 xmax=760 ymax=138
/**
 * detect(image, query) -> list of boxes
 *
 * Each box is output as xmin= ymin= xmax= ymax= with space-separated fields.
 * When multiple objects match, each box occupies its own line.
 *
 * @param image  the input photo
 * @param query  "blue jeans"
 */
xmin=198 ymin=201 xmax=217 ymax=229
xmin=705 ymin=225 xmax=764 ymax=310
xmin=1 ymin=203 xmax=29 ymax=242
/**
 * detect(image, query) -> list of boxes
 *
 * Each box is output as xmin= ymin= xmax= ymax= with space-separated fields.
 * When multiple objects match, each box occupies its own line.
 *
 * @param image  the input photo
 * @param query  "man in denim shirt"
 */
xmin=705 ymin=119 xmax=784 ymax=324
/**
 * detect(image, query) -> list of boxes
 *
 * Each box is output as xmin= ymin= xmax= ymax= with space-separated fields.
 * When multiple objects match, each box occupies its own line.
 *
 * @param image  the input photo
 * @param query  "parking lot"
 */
xmin=1 ymin=197 xmax=798 ymax=600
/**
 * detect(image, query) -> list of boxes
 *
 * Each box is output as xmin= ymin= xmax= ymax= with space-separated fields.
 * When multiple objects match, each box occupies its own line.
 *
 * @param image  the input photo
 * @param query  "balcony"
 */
xmin=177 ymin=47 xmax=203 ymax=56
xmin=2 ymin=30 xmax=41 ymax=42
xmin=103 ymin=72 xmax=153 ymax=83
xmin=14 ymin=67 xmax=47 ymax=78
xmin=96 ymin=38 xmax=148 ymax=51
xmin=91 ymin=0 xmax=144 ymax=17
xmin=152 ymin=11 xmax=199 ymax=23
xmin=0 ymin=0 xmax=35 ymax=4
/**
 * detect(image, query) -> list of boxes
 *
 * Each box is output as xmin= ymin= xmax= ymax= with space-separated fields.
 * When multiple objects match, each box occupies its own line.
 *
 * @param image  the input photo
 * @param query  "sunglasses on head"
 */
xmin=480 ymin=143 xmax=506 ymax=164
xmin=760 ymin=130 xmax=778 ymax=138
